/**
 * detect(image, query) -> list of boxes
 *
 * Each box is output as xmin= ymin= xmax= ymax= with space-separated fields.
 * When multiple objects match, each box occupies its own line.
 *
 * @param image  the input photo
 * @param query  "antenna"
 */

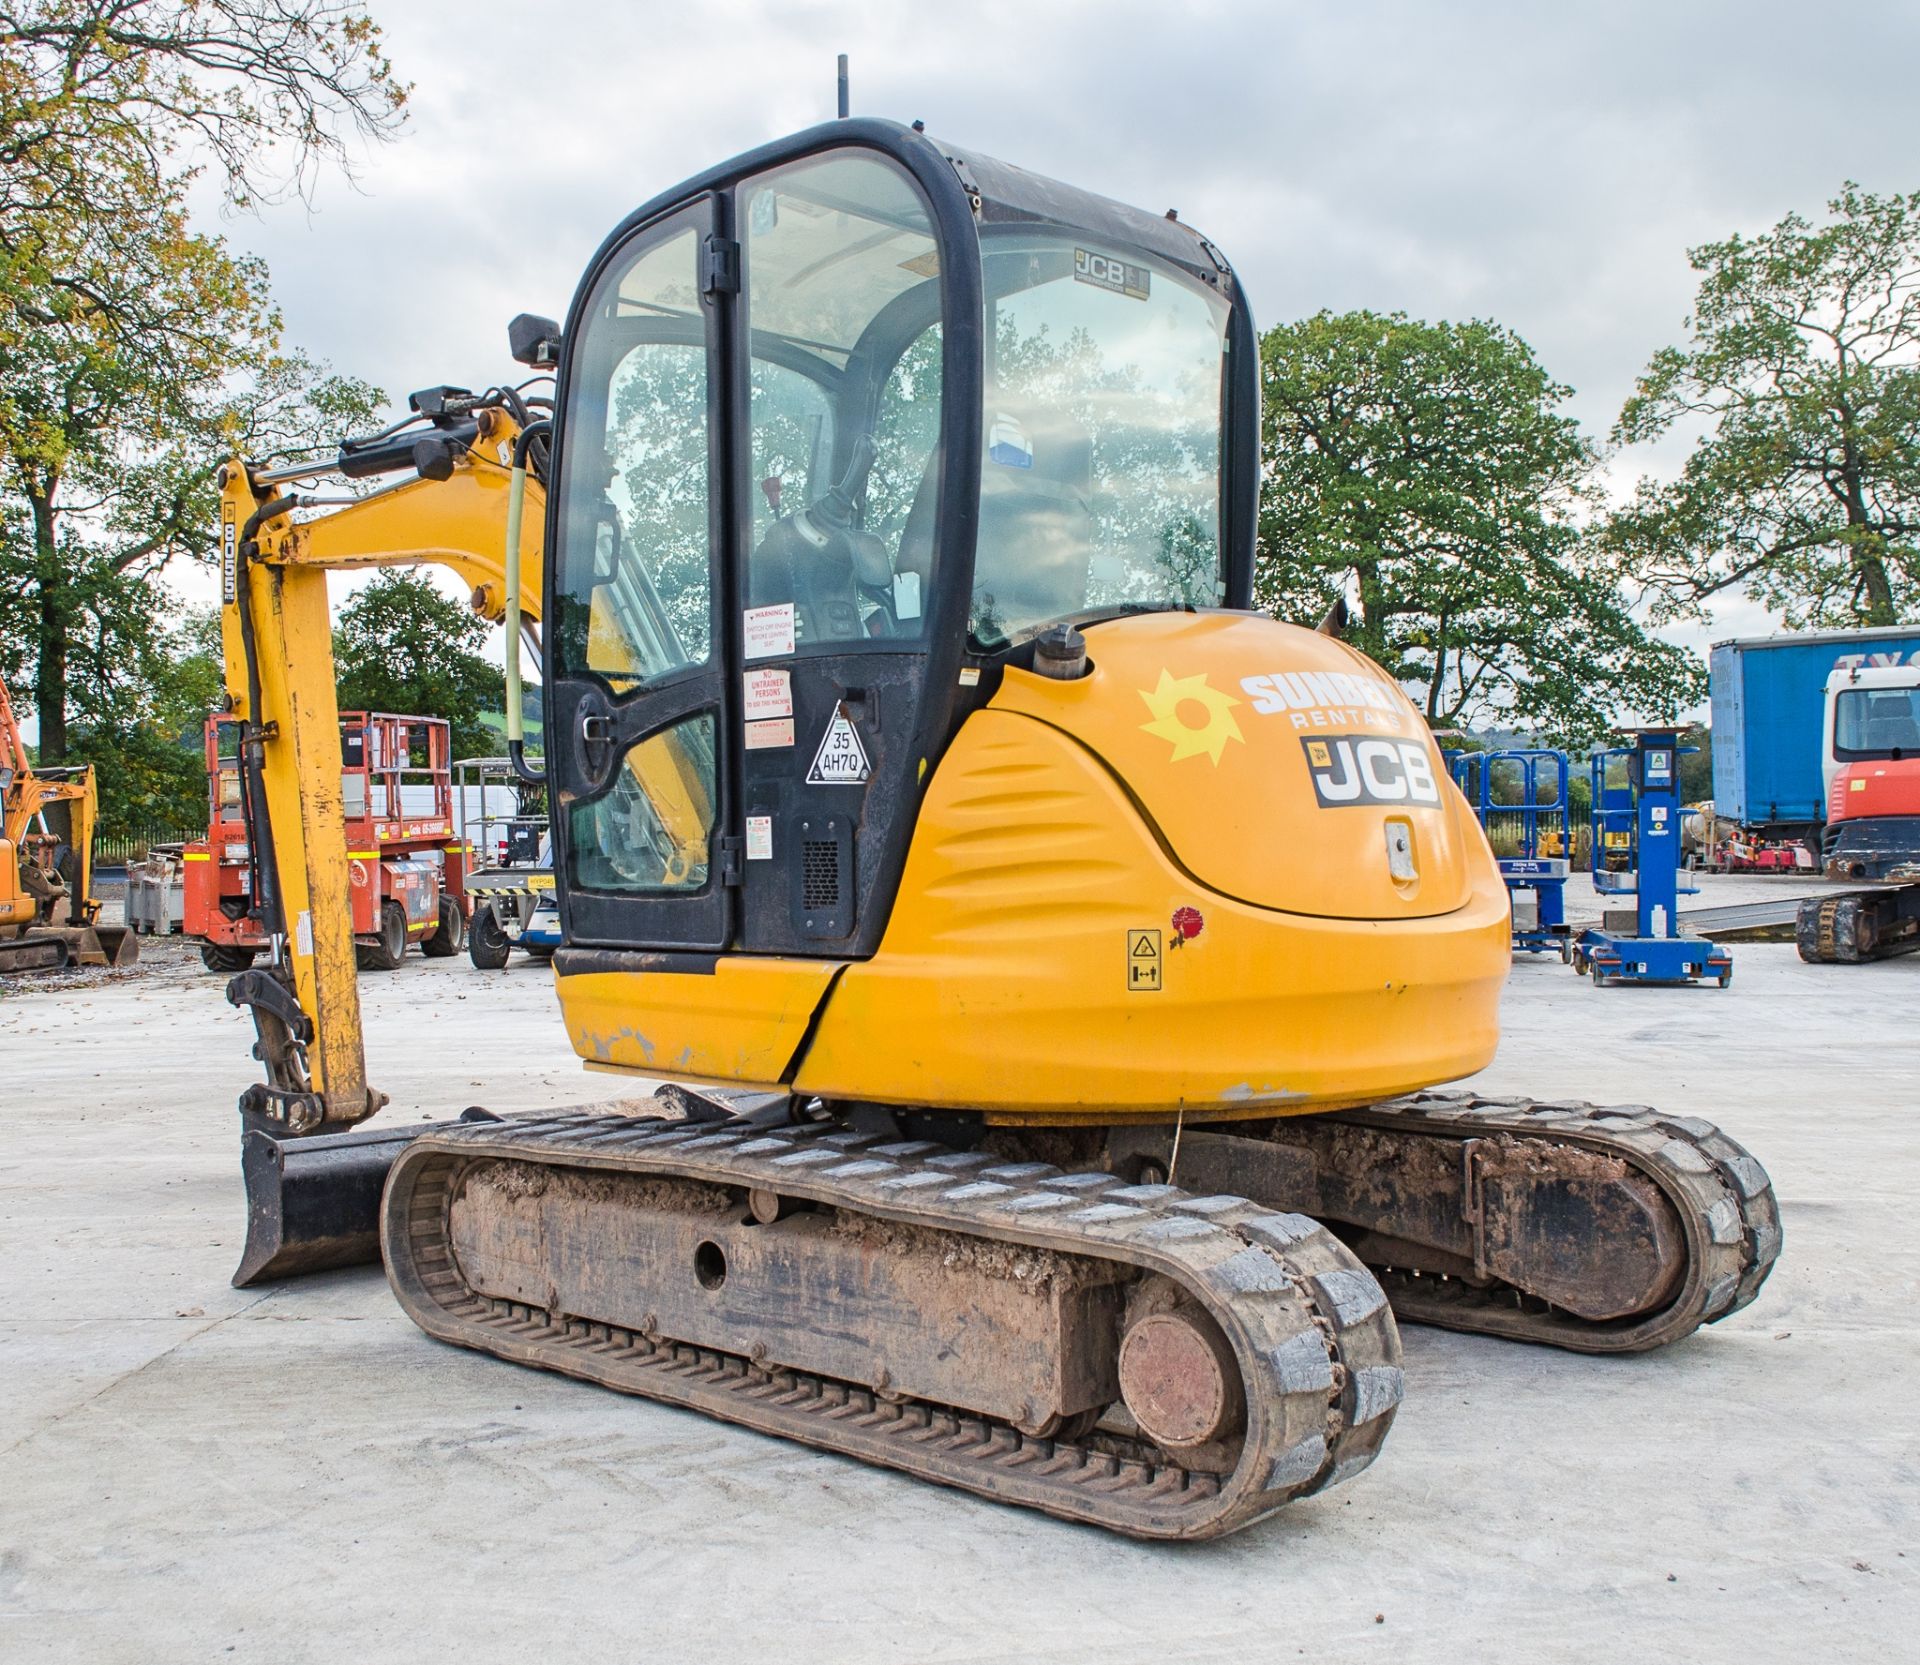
xmin=837 ymin=53 xmax=850 ymax=119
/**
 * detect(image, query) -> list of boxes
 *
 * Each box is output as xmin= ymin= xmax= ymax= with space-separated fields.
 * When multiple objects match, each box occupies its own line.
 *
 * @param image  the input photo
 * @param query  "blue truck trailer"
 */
xmin=1710 ymin=625 xmax=1920 ymax=837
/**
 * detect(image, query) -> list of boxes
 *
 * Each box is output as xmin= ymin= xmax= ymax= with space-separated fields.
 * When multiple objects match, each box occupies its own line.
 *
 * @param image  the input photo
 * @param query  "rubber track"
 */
xmin=382 ymin=1111 xmax=1404 ymax=1540
xmin=1337 ymin=1091 xmax=1782 ymax=1353
xmin=0 ymin=936 xmax=70 ymax=975
xmin=1798 ymin=894 xmax=1863 ymax=963
xmin=1797 ymin=891 xmax=1920 ymax=963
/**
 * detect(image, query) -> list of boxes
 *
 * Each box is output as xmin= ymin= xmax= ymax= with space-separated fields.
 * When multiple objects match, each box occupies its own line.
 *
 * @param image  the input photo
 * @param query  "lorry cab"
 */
xmin=1821 ymin=664 xmax=1920 ymax=879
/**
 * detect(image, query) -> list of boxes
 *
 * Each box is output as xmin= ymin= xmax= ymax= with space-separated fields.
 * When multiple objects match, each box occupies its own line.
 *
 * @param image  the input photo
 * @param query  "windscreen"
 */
xmin=1835 ymin=685 xmax=1920 ymax=758
xmin=972 ymin=233 xmax=1229 ymax=647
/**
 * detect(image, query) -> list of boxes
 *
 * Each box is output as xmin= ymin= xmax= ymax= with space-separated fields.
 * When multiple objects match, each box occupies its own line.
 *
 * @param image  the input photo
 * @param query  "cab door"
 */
xmin=545 ymin=196 xmax=735 ymax=951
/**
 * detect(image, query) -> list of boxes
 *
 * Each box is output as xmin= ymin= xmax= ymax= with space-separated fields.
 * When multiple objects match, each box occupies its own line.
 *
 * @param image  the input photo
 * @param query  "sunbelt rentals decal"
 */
xmin=1239 ymin=667 xmax=1410 ymax=732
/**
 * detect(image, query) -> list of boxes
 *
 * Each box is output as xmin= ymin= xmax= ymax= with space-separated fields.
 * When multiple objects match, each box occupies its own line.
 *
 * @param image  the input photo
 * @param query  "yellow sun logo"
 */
xmin=1138 ymin=670 xmax=1244 ymax=765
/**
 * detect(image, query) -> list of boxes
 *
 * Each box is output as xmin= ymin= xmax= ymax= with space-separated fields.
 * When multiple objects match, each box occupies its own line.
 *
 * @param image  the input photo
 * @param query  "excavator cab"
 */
xmin=541 ymin=120 xmax=1257 ymax=966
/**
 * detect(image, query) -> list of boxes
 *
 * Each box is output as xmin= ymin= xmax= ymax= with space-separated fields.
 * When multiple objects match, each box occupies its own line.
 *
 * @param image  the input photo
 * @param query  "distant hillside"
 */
xmin=479 ymin=680 xmax=547 ymax=737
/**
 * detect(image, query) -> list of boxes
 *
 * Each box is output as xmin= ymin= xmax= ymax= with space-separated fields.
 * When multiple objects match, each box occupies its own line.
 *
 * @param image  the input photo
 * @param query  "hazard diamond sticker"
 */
xmin=1126 ymin=928 xmax=1162 ymax=991
xmin=806 ymin=706 xmax=871 ymax=786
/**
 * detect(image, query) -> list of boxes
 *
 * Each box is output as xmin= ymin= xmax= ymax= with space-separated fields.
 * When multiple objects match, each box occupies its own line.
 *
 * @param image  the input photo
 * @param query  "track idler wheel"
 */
xmin=1118 ymin=1279 xmax=1245 ymax=1459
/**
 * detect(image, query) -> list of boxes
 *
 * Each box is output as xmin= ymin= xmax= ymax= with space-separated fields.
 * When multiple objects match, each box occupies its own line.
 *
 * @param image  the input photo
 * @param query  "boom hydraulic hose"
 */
xmin=234 ymin=493 xmax=299 ymax=961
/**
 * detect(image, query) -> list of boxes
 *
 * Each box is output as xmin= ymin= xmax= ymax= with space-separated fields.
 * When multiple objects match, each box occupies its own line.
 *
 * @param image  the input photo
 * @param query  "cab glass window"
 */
xmin=742 ymin=152 xmax=943 ymax=648
xmin=1835 ymin=686 xmax=1920 ymax=758
xmin=553 ymin=211 xmax=719 ymax=896
xmin=553 ymin=221 xmax=712 ymax=692
xmin=973 ymin=235 xmax=1228 ymax=647
xmin=568 ymin=712 xmax=717 ymax=894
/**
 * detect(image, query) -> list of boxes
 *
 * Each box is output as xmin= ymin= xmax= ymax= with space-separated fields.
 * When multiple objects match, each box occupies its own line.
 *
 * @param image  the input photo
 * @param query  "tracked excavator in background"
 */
xmin=1 ymin=670 xmax=138 ymax=974
xmin=216 ymin=120 xmax=1780 ymax=1540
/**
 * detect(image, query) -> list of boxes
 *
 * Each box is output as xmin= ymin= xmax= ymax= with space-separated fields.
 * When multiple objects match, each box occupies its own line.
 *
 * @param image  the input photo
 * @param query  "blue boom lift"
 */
xmin=1451 ymin=749 xmax=1571 ymax=953
xmin=1567 ymin=727 xmax=1731 ymax=988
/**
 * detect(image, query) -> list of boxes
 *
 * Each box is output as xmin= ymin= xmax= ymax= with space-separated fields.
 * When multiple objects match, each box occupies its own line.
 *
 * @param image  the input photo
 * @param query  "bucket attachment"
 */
xmin=86 ymin=924 xmax=140 ymax=967
xmin=234 ymin=1109 xmax=500 ymax=1287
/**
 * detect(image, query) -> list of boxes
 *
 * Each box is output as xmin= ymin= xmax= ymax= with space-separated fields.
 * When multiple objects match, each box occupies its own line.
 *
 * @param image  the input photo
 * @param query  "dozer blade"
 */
xmin=235 ymin=1111 xmax=499 ymax=1287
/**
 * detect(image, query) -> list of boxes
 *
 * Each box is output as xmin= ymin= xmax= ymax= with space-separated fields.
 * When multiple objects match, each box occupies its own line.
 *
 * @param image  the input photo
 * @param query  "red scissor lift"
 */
xmin=184 ymin=711 xmax=470 ymax=973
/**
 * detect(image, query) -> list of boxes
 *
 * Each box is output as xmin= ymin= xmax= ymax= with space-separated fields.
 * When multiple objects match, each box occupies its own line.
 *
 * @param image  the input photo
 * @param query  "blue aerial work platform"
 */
xmin=1568 ymin=728 xmax=1732 ymax=988
xmin=1451 ymin=749 xmax=1571 ymax=953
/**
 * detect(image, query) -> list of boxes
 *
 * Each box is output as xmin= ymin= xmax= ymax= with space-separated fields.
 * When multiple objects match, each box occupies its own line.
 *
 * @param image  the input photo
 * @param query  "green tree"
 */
xmin=1256 ymin=309 xmax=1702 ymax=742
xmin=1610 ymin=184 xmax=1920 ymax=627
xmin=69 ymin=607 xmax=224 ymax=837
xmin=333 ymin=571 xmax=500 ymax=762
xmin=0 ymin=2 xmax=404 ymax=758
xmin=1 ymin=4 xmax=404 ymax=229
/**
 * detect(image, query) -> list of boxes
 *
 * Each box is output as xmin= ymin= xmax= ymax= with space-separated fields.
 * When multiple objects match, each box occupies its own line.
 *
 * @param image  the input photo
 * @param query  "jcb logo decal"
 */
xmin=1303 ymin=736 xmax=1441 ymax=808
xmin=1073 ymin=247 xmax=1151 ymax=300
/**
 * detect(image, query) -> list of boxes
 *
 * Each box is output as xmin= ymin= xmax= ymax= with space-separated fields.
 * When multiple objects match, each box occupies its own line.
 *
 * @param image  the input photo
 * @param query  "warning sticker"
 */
xmin=744 ymin=602 xmax=796 ymax=660
xmin=745 ymin=815 xmax=773 ymax=861
xmin=806 ymin=706 xmax=872 ymax=785
xmin=744 ymin=666 xmax=792 ymax=720
xmin=1127 ymin=928 xmax=1162 ymax=992
xmin=745 ymin=717 xmax=794 ymax=750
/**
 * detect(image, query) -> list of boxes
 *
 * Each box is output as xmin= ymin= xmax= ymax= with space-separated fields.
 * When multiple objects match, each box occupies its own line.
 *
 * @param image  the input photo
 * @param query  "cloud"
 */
xmin=169 ymin=0 xmax=1920 ymax=672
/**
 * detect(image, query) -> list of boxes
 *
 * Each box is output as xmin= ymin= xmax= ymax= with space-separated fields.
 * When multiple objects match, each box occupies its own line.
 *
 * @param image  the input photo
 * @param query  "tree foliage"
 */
xmin=0 ymin=2 xmax=402 ymax=760
xmin=1609 ymin=184 xmax=1920 ymax=628
xmin=66 ymin=606 xmax=222 ymax=836
xmin=1 ymin=2 xmax=405 ymax=221
xmin=1256 ymin=310 xmax=1702 ymax=742
xmin=333 ymin=571 xmax=500 ymax=763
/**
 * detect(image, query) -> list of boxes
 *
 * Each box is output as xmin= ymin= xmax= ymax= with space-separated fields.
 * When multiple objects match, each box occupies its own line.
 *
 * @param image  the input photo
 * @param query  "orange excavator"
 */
xmin=0 ymin=670 xmax=137 ymax=974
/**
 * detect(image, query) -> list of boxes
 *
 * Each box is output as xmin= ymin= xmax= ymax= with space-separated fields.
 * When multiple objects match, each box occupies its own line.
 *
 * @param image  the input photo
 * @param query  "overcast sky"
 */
xmin=180 ymin=0 xmax=1920 ymax=661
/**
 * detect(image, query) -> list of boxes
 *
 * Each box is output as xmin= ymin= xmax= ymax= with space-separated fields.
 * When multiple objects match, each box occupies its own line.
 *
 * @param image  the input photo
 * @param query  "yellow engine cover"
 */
xmin=557 ymin=612 xmax=1510 ymax=1124
xmin=795 ymin=613 xmax=1509 ymax=1121
xmin=997 ymin=613 xmax=1479 ymax=919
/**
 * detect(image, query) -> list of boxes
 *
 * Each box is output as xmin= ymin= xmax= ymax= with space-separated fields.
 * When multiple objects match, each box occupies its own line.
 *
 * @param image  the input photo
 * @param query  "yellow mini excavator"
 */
xmin=217 ymin=120 xmax=1780 ymax=1541
xmin=1 ymin=670 xmax=138 ymax=974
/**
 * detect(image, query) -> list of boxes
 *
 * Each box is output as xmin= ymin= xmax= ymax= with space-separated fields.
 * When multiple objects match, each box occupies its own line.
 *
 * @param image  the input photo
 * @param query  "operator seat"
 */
xmin=895 ymin=408 xmax=1094 ymax=641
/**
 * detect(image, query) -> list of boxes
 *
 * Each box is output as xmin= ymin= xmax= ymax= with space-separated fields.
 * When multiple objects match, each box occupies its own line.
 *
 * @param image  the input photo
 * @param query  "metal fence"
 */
xmin=93 ymin=825 xmax=200 ymax=867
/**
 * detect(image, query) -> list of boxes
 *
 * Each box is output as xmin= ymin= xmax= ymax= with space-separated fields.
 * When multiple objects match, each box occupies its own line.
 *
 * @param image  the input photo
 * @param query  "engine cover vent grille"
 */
xmin=792 ymin=816 xmax=852 ymax=938
xmin=802 ymin=841 xmax=839 ymax=910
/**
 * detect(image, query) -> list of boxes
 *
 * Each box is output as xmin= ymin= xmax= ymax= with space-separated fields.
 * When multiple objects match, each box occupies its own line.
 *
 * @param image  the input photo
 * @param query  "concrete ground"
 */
xmin=3 ymin=884 xmax=1916 ymax=1663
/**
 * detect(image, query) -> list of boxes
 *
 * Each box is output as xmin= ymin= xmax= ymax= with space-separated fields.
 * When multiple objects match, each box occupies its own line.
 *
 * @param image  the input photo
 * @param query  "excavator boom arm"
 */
xmin=217 ymin=414 xmax=546 ymax=1134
